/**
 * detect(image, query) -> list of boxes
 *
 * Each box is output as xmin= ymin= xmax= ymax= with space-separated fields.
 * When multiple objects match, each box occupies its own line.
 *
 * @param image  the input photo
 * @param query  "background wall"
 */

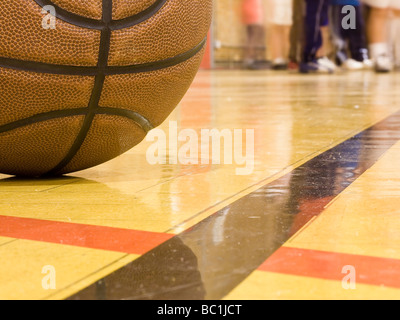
xmin=213 ymin=0 xmax=277 ymax=65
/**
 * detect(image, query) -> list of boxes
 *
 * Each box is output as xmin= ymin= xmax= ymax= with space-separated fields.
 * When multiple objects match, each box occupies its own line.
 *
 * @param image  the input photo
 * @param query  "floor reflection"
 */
xmin=68 ymin=110 xmax=400 ymax=300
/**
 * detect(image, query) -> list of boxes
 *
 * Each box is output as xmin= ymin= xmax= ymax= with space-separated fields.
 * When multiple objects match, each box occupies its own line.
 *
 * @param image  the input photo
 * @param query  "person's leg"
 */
xmin=254 ymin=24 xmax=266 ymax=62
xmin=300 ymin=0 xmax=335 ymax=73
xmin=336 ymin=4 xmax=373 ymax=70
xmin=368 ymin=7 xmax=389 ymax=44
xmin=363 ymin=0 xmax=392 ymax=71
xmin=244 ymin=25 xmax=257 ymax=68
xmin=302 ymin=0 xmax=324 ymax=63
xmin=289 ymin=0 xmax=305 ymax=65
xmin=316 ymin=26 xmax=331 ymax=58
xmin=269 ymin=0 xmax=293 ymax=69
xmin=315 ymin=0 xmax=332 ymax=59
xmin=390 ymin=9 xmax=400 ymax=68
xmin=242 ymin=0 xmax=265 ymax=69
xmin=244 ymin=24 xmax=266 ymax=69
xmin=369 ymin=7 xmax=393 ymax=71
xmin=270 ymin=24 xmax=292 ymax=69
xmin=330 ymin=4 xmax=349 ymax=66
xmin=347 ymin=5 xmax=369 ymax=62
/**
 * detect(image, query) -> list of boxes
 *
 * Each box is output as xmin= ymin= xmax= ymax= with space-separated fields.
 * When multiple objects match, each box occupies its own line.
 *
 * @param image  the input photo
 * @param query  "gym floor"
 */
xmin=1 ymin=69 xmax=400 ymax=300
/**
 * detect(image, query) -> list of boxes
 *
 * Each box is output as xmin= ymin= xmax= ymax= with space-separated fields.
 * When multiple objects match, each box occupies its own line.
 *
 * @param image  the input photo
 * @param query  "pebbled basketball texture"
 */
xmin=0 ymin=0 xmax=212 ymax=177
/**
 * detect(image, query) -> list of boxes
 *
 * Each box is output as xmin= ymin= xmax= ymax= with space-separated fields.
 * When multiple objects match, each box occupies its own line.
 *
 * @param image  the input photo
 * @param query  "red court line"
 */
xmin=258 ymin=247 xmax=400 ymax=289
xmin=0 ymin=215 xmax=173 ymax=255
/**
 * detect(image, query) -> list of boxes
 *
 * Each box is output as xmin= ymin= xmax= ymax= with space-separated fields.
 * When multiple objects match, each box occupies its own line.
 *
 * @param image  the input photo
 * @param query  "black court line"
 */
xmin=66 ymin=109 xmax=400 ymax=300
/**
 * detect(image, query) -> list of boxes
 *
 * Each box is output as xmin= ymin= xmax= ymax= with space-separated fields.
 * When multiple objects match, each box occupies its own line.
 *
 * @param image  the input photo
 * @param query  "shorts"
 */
xmin=269 ymin=0 xmax=293 ymax=25
xmin=242 ymin=0 xmax=264 ymax=25
xmin=362 ymin=0 xmax=400 ymax=9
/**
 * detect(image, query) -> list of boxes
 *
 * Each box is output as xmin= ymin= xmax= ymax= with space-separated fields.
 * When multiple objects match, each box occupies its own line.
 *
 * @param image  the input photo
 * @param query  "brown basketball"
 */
xmin=0 ymin=0 xmax=212 ymax=177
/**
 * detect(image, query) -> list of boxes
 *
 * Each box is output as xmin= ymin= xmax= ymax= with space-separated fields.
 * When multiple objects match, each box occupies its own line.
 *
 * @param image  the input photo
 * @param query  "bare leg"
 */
xmin=367 ymin=6 xmax=393 ymax=71
xmin=270 ymin=24 xmax=291 ymax=68
xmin=316 ymin=26 xmax=332 ymax=58
xmin=368 ymin=7 xmax=389 ymax=43
xmin=244 ymin=25 xmax=265 ymax=69
xmin=244 ymin=25 xmax=257 ymax=67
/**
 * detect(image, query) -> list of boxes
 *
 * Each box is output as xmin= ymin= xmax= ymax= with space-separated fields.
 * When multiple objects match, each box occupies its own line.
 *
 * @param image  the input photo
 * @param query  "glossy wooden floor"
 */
xmin=1 ymin=69 xmax=400 ymax=300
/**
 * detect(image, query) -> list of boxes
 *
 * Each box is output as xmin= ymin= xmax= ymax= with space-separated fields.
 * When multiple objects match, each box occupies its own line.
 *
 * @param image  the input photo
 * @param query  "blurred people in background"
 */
xmin=330 ymin=0 xmax=373 ymax=70
xmin=299 ymin=0 xmax=337 ymax=73
xmin=268 ymin=0 xmax=294 ymax=70
xmin=242 ymin=0 xmax=266 ymax=69
xmin=362 ymin=0 xmax=400 ymax=72
xmin=237 ymin=0 xmax=400 ymax=73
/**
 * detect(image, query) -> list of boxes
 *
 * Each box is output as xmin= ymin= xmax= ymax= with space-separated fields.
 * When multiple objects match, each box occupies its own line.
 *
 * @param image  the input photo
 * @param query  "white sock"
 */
xmin=369 ymin=43 xmax=389 ymax=60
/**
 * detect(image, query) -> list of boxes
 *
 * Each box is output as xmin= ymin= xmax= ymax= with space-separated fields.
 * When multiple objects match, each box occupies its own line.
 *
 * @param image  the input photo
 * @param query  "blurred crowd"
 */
xmin=242 ymin=0 xmax=400 ymax=73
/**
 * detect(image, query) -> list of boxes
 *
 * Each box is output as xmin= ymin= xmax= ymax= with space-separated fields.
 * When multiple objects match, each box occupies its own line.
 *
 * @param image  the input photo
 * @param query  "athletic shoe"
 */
xmin=342 ymin=59 xmax=364 ymax=71
xmin=244 ymin=59 xmax=261 ymax=70
xmin=299 ymin=59 xmax=335 ymax=74
xmin=272 ymin=58 xmax=288 ymax=70
xmin=317 ymin=57 xmax=337 ymax=71
xmin=375 ymin=54 xmax=393 ymax=73
xmin=362 ymin=59 xmax=374 ymax=69
xmin=288 ymin=61 xmax=299 ymax=72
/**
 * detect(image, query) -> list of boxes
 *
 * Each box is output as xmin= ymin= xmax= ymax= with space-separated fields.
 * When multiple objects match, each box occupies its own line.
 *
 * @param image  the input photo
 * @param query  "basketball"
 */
xmin=0 ymin=0 xmax=212 ymax=177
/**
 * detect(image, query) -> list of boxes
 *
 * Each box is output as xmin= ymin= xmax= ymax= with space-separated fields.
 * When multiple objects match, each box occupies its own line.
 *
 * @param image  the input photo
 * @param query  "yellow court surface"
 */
xmin=0 ymin=70 xmax=400 ymax=300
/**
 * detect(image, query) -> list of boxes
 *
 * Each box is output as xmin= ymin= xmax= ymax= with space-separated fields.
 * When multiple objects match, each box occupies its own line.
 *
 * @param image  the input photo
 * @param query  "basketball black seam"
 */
xmin=0 ymin=38 xmax=206 ymax=76
xmin=33 ymin=0 xmax=168 ymax=30
xmin=0 ymin=109 xmax=88 ymax=134
xmin=109 ymin=0 xmax=168 ymax=31
xmin=0 ymin=39 xmax=205 ymax=139
xmin=43 ymin=0 xmax=113 ymax=176
xmin=0 ymin=108 xmax=153 ymax=135
xmin=0 ymin=0 xmax=206 ymax=176
xmin=97 ymin=107 xmax=154 ymax=132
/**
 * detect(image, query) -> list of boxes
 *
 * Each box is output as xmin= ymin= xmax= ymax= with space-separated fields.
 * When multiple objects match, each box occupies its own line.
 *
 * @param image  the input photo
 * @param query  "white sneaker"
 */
xmin=362 ymin=59 xmax=374 ymax=69
xmin=342 ymin=59 xmax=364 ymax=71
xmin=375 ymin=54 xmax=393 ymax=73
xmin=317 ymin=57 xmax=337 ymax=72
xmin=299 ymin=61 xmax=333 ymax=73
xmin=272 ymin=58 xmax=288 ymax=70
